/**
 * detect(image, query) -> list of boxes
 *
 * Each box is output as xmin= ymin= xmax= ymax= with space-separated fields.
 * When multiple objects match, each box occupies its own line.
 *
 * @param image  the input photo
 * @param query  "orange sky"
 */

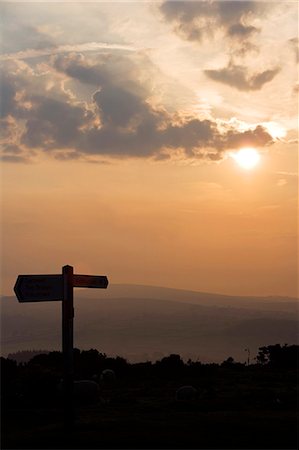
xmin=0 ymin=1 xmax=298 ymax=297
xmin=2 ymin=137 xmax=297 ymax=297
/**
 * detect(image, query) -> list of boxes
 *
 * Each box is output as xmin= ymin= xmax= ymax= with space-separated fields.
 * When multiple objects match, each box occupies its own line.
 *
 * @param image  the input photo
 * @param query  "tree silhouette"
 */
xmin=256 ymin=344 xmax=298 ymax=368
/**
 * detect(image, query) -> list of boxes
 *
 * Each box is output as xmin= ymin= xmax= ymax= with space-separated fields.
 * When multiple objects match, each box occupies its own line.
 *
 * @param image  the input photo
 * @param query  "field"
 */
xmin=1 ymin=351 xmax=297 ymax=449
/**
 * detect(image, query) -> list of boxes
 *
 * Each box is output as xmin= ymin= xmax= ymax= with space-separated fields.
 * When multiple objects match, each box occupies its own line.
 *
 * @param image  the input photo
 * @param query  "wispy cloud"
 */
xmin=0 ymin=42 xmax=139 ymax=61
xmin=277 ymin=178 xmax=288 ymax=187
xmin=275 ymin=171 xmax=298 ymax=178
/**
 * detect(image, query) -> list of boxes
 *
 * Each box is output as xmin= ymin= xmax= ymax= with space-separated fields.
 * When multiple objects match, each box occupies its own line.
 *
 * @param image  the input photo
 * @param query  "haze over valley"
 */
xmin=2 ymin=284 xmax=297 ymax=363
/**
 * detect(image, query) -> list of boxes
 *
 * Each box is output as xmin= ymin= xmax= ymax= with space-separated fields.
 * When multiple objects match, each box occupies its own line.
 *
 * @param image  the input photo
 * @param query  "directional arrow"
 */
xmin=73 ymin=274 xmax=108 ymax=289
xmin=14 ymin=275 xmax=63 ymax=302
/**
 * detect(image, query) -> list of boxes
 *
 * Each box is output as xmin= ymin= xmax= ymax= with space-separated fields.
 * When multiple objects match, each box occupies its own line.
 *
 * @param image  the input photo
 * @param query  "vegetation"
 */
xmin=1 ymin=344 xmax=298 ymax=449
xmin=256 ymin=344 xmax=298 ymax=368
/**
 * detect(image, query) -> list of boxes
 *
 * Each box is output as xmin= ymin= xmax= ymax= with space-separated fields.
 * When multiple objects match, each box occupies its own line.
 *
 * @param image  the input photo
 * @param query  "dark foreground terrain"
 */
xmin=1 ymin=345 xmax=298 ymax=449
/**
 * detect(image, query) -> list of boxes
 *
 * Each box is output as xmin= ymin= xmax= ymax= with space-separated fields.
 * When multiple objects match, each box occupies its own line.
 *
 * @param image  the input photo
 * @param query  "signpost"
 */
xmin=14 ymin=265 xmax=109 ymax=428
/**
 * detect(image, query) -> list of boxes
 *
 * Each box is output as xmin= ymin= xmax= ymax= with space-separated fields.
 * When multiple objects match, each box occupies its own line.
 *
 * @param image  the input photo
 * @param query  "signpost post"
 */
xmin=62 ymin=265 xmax=74 ymax=429
xmin=14 ymin=265 xmax=109 ymax=429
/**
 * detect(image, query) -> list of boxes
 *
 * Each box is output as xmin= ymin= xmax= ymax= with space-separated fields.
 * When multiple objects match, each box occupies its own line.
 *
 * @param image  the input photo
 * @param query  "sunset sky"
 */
xmin=1 ymin=1 xmax=298 ymax=297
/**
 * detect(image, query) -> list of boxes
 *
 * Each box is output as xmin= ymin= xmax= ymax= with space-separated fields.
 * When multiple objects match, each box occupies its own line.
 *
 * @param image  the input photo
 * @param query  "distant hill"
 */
xmin=1 ymin=284 xmax=298 ymax=362
xmin=81 ymin=284 xmax=298 ymax=310
xmin=6 ymin=349 xmax=50 ymax=363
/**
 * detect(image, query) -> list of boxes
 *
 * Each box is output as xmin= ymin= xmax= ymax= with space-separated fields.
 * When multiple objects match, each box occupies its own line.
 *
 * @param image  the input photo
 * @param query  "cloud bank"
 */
xmin=1 ymin=52 xmax=274 ymax=163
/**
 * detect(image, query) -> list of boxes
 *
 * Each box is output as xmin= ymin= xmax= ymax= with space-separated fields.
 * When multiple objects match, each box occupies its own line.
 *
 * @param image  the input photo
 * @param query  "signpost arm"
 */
xmin=62 ymin=265 xmax=74 ymax=429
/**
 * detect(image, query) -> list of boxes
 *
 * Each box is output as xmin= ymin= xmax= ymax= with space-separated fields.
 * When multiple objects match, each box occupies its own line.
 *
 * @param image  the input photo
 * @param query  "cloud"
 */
xmin=222 ymin=124 xmax=273 ymax=149
xmin=276 ymin=171 xmax=298 ymax=178
xmin=0 ymin=42 xmax=138 ymax=62
xmin=21 ymin=95 xmax=94 ymax=149
xmin=205 ymin=63 xmax=280 ymax=91
xmin=2 ymin=143 xmax=23 ymax=155
xmin=277 ymin=178 xmax=287 ymax=187
xmin=159 ymin=0 xmax=268 ymax=44
xmin=52 ymin=52 xmax=108 ymax=86
xmin=227 ymin=23 xmax=259 ymax=39
xmin=0 ymin=142 xmax=34 ymax=164
xmin=159 ymin=1 xmax=281 ymax=92
xmin=0 ymin=54 xmax=275 ymax=163
xmin=0 ymin=154 xmax=30 ymax=163
xmin=0 ymin=21 xmax=53 ymax=55
xmin=93 ymin=86 xmax=151 ymax=128
xmin=289 ymin=37 xmax=299 ymax=63
xmin=0 ymin=73 xmax=19 ymax=119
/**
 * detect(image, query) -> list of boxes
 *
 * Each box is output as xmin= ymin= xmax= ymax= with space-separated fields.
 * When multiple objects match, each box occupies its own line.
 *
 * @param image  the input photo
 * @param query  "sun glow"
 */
xmin=261 ymin=121 xmax=286 ymax=139
xmin=232 ymin=147 xmax=261 ymax=170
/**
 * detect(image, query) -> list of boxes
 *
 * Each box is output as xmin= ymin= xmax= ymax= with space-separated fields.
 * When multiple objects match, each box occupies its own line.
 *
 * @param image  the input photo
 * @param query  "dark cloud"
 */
xmin=52 ymin=52 xmax=150 ymax=98
xmin=160 ymin=1 xmax=212 ymax=43
xmin=0 ymin=143 xmax=33 ymax=163
xmin=0 ymin=64 xmax=33 ymax=119
xmin=160 ymin=0 xmax=268 ymax=43
xmin=2 ymin=143 xmax=23 ymax=154
xmin=0 ymin=73 xmax=19 ymax=118
xmin=222 ymin=125 xmax=273 ymax=149
xmin=160 ymin=119 xmax=216 ymax=152
xmin=74 ymin=110 xmax=273 ymax=160
xmin=53 ymin=53 xmax=108 ymax=86
xmin=205 ymin=63 xmax=280 ymax=91
xmin=227 ymin=23 xmax=259 ymax=39
xmin=0 ymin=117 xmax=18 ymax=143
xmin=1 ymin=54 xmax=274 ymax=163
xmin=0 ymin=154 xmax=30 ymax=163
xmin=289 ymin=37 xmax=299 ymax=63
xmin=217 ymin=1 xmax=267 ymax=27
xmin=21 ymin=95 xmax=94 ymax=148
xmin=53 ymin=150 xmax=83 ymax=161
xmin=93 ymin=86 xmax=150 ymax=128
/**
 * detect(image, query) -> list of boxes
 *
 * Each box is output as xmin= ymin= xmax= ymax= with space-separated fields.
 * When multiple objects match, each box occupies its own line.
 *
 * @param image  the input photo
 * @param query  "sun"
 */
xmin=232 ymin=147 xmax=261 ymax=170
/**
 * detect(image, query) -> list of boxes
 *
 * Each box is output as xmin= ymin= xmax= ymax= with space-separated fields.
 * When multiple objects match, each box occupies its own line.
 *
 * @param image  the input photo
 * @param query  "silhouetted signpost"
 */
xmin=14 ymin=265 xmax=109 ymax=429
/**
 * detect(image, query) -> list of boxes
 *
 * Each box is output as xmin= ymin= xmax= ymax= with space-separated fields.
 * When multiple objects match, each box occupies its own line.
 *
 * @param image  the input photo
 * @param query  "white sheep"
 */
xmin=100 ymin=369 xmax=116 ymax=385
xmin=175 ymin=385 xmax=198 ymax=402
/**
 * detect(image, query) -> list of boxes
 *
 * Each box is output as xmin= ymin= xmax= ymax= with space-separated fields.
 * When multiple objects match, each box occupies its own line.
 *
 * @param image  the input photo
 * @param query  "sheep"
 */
xmin=57 ymin=379 xmax=100 ymax=405
xmin=100 ymin=369 xmax=116 ymax=385
xmin=175 ymin=385 xmax=198 ymax=402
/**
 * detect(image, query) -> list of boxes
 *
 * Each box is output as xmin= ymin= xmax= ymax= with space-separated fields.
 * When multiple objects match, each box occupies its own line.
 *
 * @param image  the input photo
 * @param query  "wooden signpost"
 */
xmin=14 ymin=265 xmax=109 ymax=428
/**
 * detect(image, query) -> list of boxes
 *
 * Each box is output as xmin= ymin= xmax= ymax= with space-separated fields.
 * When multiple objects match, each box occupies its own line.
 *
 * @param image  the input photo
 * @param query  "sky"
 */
xmin=0 ymin=1 xmax=298 ymax=297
